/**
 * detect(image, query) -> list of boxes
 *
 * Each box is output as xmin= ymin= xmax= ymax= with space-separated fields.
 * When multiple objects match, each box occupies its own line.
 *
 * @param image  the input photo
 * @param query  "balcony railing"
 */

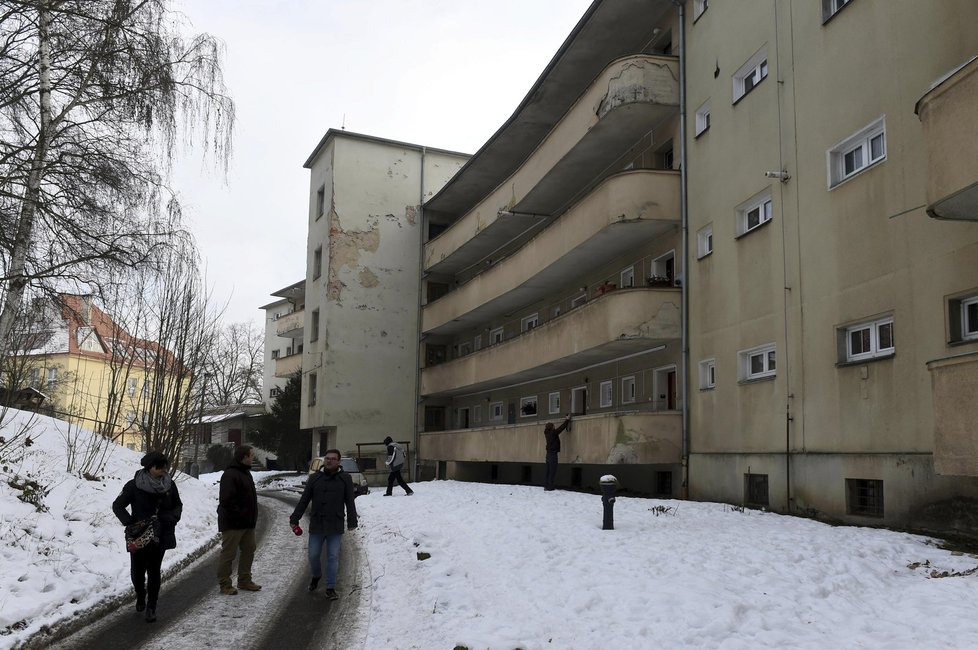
xmin=421 ymin=287 xmax=680 ymax=397
xmin=420 ymin=411 xmax=681 ymax=465
xmin=276 ymin=309 xmax=305 ymax=338
xmin=274 ymin=353 xmax=302 ymax=378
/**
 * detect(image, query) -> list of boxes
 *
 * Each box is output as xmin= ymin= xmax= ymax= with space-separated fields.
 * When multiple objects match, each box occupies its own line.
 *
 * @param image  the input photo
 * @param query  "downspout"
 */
xmin=413 ymin=146 xmax=427 ymax=483
xmin=675 ymin=0 xmax=690 ymax=499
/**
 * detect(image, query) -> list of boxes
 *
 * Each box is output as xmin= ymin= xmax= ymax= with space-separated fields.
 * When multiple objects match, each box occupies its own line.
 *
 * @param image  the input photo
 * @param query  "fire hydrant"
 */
xmin=600 ymin=475 xmax=618 ymax=530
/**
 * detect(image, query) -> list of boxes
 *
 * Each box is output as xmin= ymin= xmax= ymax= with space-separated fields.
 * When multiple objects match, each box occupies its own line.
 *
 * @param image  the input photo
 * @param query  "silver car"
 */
xmin=308 ymin=456 xmax=369 ymax=496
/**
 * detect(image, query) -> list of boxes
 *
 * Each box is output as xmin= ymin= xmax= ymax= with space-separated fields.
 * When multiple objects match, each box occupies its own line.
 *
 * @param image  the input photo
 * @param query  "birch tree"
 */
xmin=0 ymin=0 xmax=234 ymax=352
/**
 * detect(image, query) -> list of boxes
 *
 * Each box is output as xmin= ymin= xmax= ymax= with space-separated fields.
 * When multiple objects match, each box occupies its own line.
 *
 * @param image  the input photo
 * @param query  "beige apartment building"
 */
xmin=301 ymin=130 xmax=467 ymax=460
xmin=415 ymin=0 xmax=978 ymax=536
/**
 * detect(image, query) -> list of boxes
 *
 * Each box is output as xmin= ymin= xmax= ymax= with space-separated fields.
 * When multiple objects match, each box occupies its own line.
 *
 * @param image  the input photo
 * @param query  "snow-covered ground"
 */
xmin=3 ymin=408 xmax=978 ymax=649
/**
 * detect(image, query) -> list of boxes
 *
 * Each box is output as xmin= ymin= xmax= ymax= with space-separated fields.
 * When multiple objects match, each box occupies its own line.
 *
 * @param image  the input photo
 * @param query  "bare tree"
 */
xmin=206 ymin=322 xmax=263 ymax=406
xmin=0 ymin=0 xmax=234 ymax=351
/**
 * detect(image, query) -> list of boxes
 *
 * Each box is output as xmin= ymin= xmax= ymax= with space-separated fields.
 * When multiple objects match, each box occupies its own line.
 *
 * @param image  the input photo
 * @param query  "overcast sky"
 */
xmin=170 ymin=0 xmax=594 ymax=327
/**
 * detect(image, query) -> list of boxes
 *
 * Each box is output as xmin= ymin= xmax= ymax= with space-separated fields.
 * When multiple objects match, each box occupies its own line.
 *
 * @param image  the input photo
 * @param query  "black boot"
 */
xmin=145 ymin=605 xmax=156 ymax=622
xmin=135 ymin=591 xmax=146 ymax=613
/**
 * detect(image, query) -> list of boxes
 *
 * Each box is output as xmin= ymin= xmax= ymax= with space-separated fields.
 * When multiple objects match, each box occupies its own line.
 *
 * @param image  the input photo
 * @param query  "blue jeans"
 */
xmin=308 ymin=533 xmax=342 ymax=589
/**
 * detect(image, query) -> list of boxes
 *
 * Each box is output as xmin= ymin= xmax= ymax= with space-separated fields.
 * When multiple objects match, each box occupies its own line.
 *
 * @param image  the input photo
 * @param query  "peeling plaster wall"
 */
xmin=301 ymin=134 xmax=467 ymax=453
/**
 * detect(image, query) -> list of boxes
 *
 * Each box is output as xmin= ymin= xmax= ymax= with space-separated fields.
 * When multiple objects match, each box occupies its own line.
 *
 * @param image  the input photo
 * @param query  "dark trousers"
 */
xmin=130 ymin=544 xmax=166 ymax=606
xmin=386 ymin=465 xmax=412 ymax=494
xmin=545 ymin=451 xmax=559 ymax=490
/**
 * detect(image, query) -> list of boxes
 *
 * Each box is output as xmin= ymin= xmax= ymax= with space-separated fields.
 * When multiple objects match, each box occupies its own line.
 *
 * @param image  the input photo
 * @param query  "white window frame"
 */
xmin=733 ymin=49 xmax=768 ymax=102
xmin=697 ymin=224 xmax=713 ymax=258
xmin=621 ymin=376 xmax=636 ymax=404
xmin=822 ymin=0 xmax=852 ymax=22
xmin=127 ymin=377 xmax=138 ymax=397
xmin=474 ymin=334 xmax=483 ymax=351
xmin=599 ymin=380 xmax=613 ymax=408
xmin=521 ymin=313 xmax=539 ymax=332
xmin=620 ymin=266 xmax=635 ymax=288
xmin=693 ymin=0 xmax=709 ymax=20
xmin=736 ymin=191 xmax=773 ymax=236
xmin=490 ymin=327 xmax=504 ymax=345
xmin=46 ymin=367 xmax=57 ymax=388
xmin=828 ymin=117 xmax=886 ymax=188
xmin=699 ymin=359 xmax=716 ymax=389
xmin=739 ymin=343 xmax=776 ymax=381
xmin=695 ymin=99 xmax=711 ymax=136
xmin=845 ymin=317 xmax=894 ymax=362
xmin=457 ymin=341 xmax=472 ymax=357
xmin=125 ymin=411 xmax=136 ymax=427
xmin=571 ymin=294 xmax=587 ymax=309
xmin=489 ymin=401 xmax=504 ymax=422
xmin=520 ymin=396 xmax=538 ymax=417
xmin=962 ymin=296 xmax=978 ymax=341
xmin=548 ymin=391 xmax=561 ymax=415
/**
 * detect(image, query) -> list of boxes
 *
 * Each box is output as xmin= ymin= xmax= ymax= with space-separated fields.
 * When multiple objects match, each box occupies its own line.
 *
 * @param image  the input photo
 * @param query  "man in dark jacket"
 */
xmin=217 ymin=445 xmax=261 ymax=595
xmin=290 ymin=448 xmax=358 ymax=600
xmin=543 ymin=415 xmax=571 ymax=491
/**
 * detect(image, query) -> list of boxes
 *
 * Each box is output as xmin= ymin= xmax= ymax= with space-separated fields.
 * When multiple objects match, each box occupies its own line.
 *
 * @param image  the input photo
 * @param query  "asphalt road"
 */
xmin=29 ymin=488 xmax=368 ymax=650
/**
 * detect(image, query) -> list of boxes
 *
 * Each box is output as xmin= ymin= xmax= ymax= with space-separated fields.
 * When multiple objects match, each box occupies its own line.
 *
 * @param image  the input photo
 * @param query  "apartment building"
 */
xmin=260 ymin=279 xmax=305 ymax=408
xmin=418 ymin=0 xmax=684 ymax=493
xmin=301 ymin=130 xmax=467 ymax=459
xmin=415 ymin=0 xmax=978 ymax=535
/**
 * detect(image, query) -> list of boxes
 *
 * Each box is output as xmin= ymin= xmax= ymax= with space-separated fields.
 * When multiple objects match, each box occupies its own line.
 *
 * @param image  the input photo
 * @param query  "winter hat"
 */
xmin=141 ymin=451 xmax=169 ymax=469
xmin=383 ymin=436 xmax=393 ymax=445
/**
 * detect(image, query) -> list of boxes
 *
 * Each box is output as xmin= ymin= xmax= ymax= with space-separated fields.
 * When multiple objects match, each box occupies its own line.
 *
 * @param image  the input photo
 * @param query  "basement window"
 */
xmin=846 ymin=478 xmax=883 ymax=517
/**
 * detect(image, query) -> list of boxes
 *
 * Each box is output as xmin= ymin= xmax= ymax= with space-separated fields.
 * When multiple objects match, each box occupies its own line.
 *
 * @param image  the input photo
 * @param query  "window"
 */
xmin=316 ymin=185 xmax=325 ymax=219
xmin=313 ymin=246 xmax=323 ymax=280
xmin=697 ymin=224 xmax=713 ymax=258
xmin=308 ymin=372 xmax=317 ymax=406
xmin=621 ymin=376 xmax=636 ymax=404
xmin=571 ymin=294 xmax=587 ymax=309
xmin=699 ymin=359 xmax=716 ymax=389
xmin=269 ymin=387 xmax=281 ymax=398
xmin=620 ymin=266 xmax=635 ymax=288
xmin=739 ymin=343 xmax=776 ymax=380
xmin=474 ymin=334 xmax=483 ymax=351
xmin=521 ymin=314 xmax=539 ymax=333
xmin=693 ymin=0 xmax=708 ymax=19
xmin=271 ymin=349 xmax=280 ymax=360
xmin=736 ymin=191 xmax=773 ymax=236
xmin=950 ymin=295 xmax=978 ymax=342
xmin=520 ymin=396 xmax=538 ymax=417
xmin=125 ymin=411 xmax=136 ymax=427
xmin=822 ymin=0 xmax=853 ymax=22
xmin=695 ymin=99 xmax=711 ymax=136
xmin=843 ymin=316 xmax=894 ymax=362
xmin=828 ymin=117 xmax=886 ymax=187
xmin=127 ymin=377 xmax=138 ymax=397
xmin=733 ymin=49 xmax=768 ymax=102
xmin=142 ymin=379 xmax=151 ymax=396
xmin=489 ymin=402 xmax=503 ymax=422
xmin=656 ymin=471 xmax=673 ymax=497
xmin=490 ymin=327 xmax=504 ymax=345
xmin=457 ymin=341 xmax=472 ymax=357
xmin=744 ymin=473 xmax=769 ymax=507
xmin=846 ymin=478 xmax=883 ymax=517
xmin=599 ymin=380 xmax=613 ymax=408
xmin=46 ymin=368 xmax=57 ymax=388
xmin=310 ymin=309 xmax=320 ymax=342
xmin=548 ymin=391 xmax=561 ymax=415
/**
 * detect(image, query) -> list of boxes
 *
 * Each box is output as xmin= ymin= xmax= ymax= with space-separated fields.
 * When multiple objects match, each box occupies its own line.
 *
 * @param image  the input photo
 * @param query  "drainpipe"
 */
xmin=413 ymin=146 xmax=426 ymax=483
xmin=674 ymin=0 xmax=690 ymax=499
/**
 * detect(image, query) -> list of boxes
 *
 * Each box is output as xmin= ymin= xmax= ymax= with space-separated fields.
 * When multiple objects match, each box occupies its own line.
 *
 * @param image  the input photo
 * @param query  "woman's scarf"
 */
xmin=135 ymin=468 xmax=172 ymax=494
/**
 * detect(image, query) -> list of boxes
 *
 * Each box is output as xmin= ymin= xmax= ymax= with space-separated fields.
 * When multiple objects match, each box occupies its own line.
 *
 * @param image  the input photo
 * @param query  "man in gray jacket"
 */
xmin=289 ymin=449 xmax=358 ymax=600
xmin=383 ymin=436 xmax=414 ymax=496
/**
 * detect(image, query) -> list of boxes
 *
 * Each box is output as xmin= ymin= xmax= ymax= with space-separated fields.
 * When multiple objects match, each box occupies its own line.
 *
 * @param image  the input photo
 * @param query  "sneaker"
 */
xmin=145 ymin=607 xmax=156 ymax=623
xmin=325 ymin=588 xmax=339 ymax=600
xmin=238 ymin=581 xmax=262 ymax=591
xmin=308 ymin=577 xmax=320 ymax=592
xmin=220 ymin=585 xmax=238 ymax=595
xmin=383 ymin=493 xmax=392 ymax=497
xmin=406 ymin=491 xmax=414 ymax=496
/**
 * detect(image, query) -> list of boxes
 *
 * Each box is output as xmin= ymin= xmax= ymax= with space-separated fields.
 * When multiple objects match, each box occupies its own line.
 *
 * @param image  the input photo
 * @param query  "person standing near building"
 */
xmin=217 ymin=445 xmax=262 ymax=595
xmin=543 ymin=415 xmax=572 ymax=491
xmin=383 ymin=436 xmax=414 ymax=496
xmin=290 ymin=449 xmax=358 ymax=600
xmin=113 ymin=451 xmax=182 ymax=622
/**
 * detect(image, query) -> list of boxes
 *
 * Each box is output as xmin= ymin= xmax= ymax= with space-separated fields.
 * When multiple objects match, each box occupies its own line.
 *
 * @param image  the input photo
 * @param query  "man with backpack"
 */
xmin=383 ymin=436 xmax=414 ymax=496
xmin=289 ymin=449 xmax=358 ymax=600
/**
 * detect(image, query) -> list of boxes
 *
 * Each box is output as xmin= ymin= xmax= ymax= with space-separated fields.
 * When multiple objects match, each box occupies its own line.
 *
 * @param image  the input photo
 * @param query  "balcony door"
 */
xmin=653 ymin=365 xmax=678 ymax=411
xmin=571 ymin=386 xmax=587 ymax=416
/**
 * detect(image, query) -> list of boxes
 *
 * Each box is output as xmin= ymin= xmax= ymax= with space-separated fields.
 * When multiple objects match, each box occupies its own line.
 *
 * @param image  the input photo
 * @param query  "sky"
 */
xmin=168 ymin=0 xmax=594 ymax=327
xmin=4 ymin=407 xmax=978 ymax=649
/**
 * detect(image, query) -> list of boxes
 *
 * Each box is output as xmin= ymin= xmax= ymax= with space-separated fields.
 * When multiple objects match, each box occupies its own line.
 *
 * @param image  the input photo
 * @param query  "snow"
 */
xmin=3 ymin=407 xmax=978 ymax=649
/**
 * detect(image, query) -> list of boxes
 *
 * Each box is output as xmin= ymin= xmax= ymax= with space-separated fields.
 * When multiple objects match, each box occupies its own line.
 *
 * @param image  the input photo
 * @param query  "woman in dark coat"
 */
xmin=112 ymin=451 xmax=183 ymax=623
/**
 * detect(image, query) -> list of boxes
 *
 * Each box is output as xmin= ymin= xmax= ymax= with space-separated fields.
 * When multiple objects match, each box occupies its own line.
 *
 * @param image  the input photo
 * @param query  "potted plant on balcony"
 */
xmin=647 ymin=275 xmax=672 ymax=288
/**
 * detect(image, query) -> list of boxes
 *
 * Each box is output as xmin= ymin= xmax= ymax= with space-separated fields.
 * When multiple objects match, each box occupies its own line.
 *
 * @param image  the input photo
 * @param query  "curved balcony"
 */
xmin=275 ymin=309 xmax=305 ymax=338
xmin=916 ymin=56 xmax=978 ymax=220
xmin=274 ymin=353 xmax=301 ymax=378
xmin=422 ymin=287 xmax=680 ymax=397
xmin=423 ymin=169 xmax=679 ymax=336
xmin=420 ymin=411 xmax=681 ymax=465
xmin=424 ymin=54 xmax=680 ymax=276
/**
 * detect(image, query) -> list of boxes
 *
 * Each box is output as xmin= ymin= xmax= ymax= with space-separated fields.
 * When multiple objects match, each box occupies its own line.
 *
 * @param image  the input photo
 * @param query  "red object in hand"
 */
xmin=291 ymin=524 xmax=302 ymax=536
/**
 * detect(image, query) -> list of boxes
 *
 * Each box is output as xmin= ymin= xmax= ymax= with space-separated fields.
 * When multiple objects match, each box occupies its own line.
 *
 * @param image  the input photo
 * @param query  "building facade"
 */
xmin=413 ymin=0 xmax=978 ymax=536
xmin=300 ymin=130 xmax=468 ymax=459
xmin=260 ymin=280 xmax=305 ymax=408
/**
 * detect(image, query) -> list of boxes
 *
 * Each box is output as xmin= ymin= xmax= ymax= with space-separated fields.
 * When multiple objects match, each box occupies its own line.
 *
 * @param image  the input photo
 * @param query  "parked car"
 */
xmin=308 ymin=456 xmax=369 ymax=496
